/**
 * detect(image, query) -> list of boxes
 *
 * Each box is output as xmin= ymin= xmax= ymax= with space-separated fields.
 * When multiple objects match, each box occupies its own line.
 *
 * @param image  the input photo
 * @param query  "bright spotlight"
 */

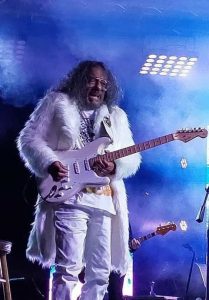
xmin=139 ymin=54 xmax=198 ymax=77
xmin=180 ymin=220 xmax=188 ymax=231
xmin=148 ymin=54 xmax=157 ymax=58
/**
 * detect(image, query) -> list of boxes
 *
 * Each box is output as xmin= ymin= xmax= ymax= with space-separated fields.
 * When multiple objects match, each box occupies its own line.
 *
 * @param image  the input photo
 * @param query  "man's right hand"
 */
xmin=48 ymin=161 xmax=68 ymax=181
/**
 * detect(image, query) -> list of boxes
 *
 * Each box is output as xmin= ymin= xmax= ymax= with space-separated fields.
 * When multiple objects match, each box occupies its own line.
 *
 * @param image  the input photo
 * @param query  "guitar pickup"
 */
xmin=73 ymin=162 xmax=80 ymax=174
xmin=84 ymin=159 xmax=91 ymax=171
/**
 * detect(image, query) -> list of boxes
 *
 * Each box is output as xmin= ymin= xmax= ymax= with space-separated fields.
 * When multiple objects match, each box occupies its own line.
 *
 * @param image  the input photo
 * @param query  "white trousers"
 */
xmin=52 ymin=205 xmax=112 ymax=300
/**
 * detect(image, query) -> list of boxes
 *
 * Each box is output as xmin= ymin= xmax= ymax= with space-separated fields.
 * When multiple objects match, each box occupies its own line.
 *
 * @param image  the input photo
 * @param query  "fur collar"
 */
xmin=54 ymin=93 xmax=112 ymax=146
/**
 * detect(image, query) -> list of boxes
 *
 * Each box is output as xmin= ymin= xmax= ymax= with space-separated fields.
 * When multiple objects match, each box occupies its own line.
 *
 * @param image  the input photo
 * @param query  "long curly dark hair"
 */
xmin=55 ymin=60 xmax=121 ymax=108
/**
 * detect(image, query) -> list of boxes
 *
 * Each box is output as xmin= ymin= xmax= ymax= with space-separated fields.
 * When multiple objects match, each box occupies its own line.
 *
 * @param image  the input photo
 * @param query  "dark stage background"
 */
xmin=0 ymin=1 xmax=209 ymax=299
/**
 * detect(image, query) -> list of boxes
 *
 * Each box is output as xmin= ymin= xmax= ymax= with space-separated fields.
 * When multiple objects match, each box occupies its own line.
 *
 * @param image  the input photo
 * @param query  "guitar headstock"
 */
xmin=173 ymin=128 xmax=208 ymax=143
xmin=156 ymin=223 xmax=177 ymax=236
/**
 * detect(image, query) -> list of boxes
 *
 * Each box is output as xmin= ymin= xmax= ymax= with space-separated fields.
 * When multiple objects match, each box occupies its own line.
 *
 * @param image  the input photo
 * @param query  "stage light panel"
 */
xmin=0 ymin=38 xmax=26 ymax=65
xmin=139 ymin=54 xmax=198 ymax=77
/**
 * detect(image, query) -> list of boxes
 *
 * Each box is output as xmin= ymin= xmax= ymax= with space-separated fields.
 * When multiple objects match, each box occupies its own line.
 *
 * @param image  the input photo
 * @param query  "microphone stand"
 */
xmin=183 ymin=245 xmax=196 ymax=300
xmin=196 ymin=186 xmax=209 ymax=300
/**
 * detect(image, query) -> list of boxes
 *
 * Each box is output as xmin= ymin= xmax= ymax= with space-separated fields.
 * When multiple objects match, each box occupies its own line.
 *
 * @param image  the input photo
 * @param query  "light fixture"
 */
xmin=144 ymin=63 xmax=152 ymax=67
xmin=181 ymin=158 xmax=188 ymax=168
xmin=180 ymin=220 xmax=188 ymax=231
xmin=139 ymin=54 xmax=198 ymax=77
xmin=0 ymin=39 xmax=26 ymax=65
xmin=148 ymin=54 xmax=157 ymax=58
xmin=169 ymin=56 xmax=177 ymax=60
xmin=146 ymin=58 xmax=155 ymax=63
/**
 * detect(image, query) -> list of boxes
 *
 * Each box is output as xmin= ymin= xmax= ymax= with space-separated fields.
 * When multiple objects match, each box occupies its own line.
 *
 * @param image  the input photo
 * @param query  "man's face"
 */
xmin=84 ymin=66 xmax=108 ymax=110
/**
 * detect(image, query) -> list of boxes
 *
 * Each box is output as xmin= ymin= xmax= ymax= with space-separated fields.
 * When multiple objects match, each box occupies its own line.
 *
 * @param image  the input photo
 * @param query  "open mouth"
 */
xmin=88 ymin=94 xmax=100 ymax=101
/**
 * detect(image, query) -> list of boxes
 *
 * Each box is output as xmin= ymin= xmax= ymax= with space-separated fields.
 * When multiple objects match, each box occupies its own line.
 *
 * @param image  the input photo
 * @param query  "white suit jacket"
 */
xmin=17 ymin=92 xmax=141 ymax=275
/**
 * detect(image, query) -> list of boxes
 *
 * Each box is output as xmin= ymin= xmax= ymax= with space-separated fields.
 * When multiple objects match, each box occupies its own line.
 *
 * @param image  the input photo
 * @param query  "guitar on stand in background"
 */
xmin=123 ymin=223 xmax=177 ymax=297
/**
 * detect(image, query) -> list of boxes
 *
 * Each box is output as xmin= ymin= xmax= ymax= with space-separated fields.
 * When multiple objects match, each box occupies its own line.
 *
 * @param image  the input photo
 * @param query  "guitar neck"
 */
xmin=93 ymin=133 xmax=174 ymax=162
xmin=137 ymin=231 xmax=157 ymax=243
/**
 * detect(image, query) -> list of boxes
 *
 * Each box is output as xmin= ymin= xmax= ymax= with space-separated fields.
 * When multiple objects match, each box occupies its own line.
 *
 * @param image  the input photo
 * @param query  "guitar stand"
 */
xmin=183 ymin=244 xmax=196 ymax=299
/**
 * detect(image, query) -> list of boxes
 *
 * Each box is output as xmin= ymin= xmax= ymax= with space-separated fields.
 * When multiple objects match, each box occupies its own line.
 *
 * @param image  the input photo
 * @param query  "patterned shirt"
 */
xmin=79 ymin=110 xmax=95 ymax=146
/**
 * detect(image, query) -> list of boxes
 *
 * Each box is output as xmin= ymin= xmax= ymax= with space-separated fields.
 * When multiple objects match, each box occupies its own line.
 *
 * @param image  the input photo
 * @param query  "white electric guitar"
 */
xmin=37 ymin=128 xmax=208 ymax=203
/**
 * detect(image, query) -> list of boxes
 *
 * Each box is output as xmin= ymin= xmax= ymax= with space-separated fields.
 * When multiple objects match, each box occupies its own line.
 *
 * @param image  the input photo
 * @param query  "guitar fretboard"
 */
xmin=138 ymin=232 xmax=157 ymax=243
xmin=89 ymin=133 xmax=174 ymax=164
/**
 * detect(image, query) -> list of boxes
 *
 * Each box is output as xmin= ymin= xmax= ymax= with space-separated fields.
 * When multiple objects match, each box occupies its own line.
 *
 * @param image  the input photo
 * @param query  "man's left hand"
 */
xmin=130 ymin=238 xmax=141 ymax=250
xmin=93 ymin=158 xmax=116 ymax=176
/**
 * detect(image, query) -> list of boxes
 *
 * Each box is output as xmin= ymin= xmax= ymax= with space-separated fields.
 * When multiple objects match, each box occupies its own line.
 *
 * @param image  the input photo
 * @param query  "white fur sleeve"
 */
xmin=111 ymin=107 xmax=141 ymax=180
xmin=17 ymin=93 xmax=60 ymax=177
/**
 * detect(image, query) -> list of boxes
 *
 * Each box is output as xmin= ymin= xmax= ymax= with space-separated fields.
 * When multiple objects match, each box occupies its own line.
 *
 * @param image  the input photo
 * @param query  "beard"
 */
xmin=77 ymin=91 xmax=105 ymax=111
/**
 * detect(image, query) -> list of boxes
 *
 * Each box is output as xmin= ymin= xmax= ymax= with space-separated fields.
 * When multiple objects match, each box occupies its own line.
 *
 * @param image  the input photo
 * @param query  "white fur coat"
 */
xmin=17 ymin=92 xmax=141 ymax=276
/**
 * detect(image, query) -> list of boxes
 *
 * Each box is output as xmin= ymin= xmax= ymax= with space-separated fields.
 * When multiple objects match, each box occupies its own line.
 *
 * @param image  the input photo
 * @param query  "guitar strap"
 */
xmin=101 ymin=115 xmax=114 ymax=143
